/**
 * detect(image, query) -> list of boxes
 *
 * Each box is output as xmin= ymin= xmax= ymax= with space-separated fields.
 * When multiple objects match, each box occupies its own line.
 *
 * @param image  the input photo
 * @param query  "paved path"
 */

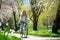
xmin=9 ymin=33 xmax=60 ymax=40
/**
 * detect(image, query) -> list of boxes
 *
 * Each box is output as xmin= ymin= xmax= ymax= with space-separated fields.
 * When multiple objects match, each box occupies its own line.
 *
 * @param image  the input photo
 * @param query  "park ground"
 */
xmin=0 ymin=27 xmax=60 ymax=40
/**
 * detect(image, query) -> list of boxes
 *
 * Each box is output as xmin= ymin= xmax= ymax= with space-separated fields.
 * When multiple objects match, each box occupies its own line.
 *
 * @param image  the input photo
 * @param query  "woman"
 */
xmin=20 ymin=10 xmax=28 ymax=38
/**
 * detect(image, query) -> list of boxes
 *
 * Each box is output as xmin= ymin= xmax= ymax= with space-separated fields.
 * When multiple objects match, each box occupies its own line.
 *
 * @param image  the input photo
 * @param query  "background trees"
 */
xmin=52 ymin=0 xmax=60 ymax=33
xmin=0 ymin=0 xmax=2 ymax=9
xmin=30 ymin=0 xmax=58 ymax=31
xmin=0 ymin=0 xmax=60 ymax=32
xmin=30 ymin=0 xmax=45 ymax=31
xmin=0 ymin=0 xmax=19 ymax=31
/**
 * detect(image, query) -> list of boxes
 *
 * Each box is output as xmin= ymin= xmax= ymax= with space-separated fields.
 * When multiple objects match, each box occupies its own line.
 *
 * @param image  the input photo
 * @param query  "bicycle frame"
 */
xmin=20 ymin=23 xmax=28 ymax=38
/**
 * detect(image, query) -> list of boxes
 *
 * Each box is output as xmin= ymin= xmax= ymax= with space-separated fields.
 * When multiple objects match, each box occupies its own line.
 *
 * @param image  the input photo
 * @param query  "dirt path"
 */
xmin=9 ymin=33 xmax=60 ymax=40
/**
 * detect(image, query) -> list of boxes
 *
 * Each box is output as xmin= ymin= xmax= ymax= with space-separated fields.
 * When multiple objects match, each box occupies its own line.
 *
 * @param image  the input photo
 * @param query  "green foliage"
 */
xmin=0 ymin=35 xmax=10 ymax=40
xmin=28 ymin=27 xmax=60 ymax=37
xmin=8 ymin=15 xmax=15 ymax=29
xmin=3 ymin=27 xmax=10 ymax=35
xmin=0 ymin=32 xmax=22 ymax=40
xmin=10 ymin=36 xmax=21 ymax=40
xmin=15 ymin=13 xmax=20 ymax=30
xmin=29 ymin=31 xmax=60 ymax=37
xmin=8 ymin=13 xmax=20 ymax=29
xmin=15 ymin=26 xmax=60 ymax=37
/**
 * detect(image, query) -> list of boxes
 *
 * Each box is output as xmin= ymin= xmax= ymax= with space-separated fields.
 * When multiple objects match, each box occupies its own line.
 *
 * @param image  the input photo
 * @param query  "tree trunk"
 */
xmin=1 ymin=22 xmax=4 ymax=30
xmin=52 ymin=20 xmax=59 ymax=33
xmin=0 ymin=0 xmax=2 ymax=9
xmin=52 ymin=3 xmax=60 ymax=33
xmin=0 ymin=4 xmax=1 ymax=9
xmin=13 ymin=11 xmax=17 ymax=31
xmin=33 ymin=13 xmax=38 ymax=31
xmin=33 ymin=19 xmax=38 ymax=31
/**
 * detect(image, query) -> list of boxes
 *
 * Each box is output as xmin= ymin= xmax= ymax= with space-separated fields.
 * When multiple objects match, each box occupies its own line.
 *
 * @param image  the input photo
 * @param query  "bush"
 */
xmin=10 ymin=36 xmax=21 ymax=40
xmin=0 ymin=32 xmax=22 ymax=40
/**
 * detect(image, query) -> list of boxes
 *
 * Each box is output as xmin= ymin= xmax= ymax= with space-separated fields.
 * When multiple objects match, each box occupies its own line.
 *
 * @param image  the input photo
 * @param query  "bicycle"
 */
xmin=20 ymin=23 xmax=28 ymax=38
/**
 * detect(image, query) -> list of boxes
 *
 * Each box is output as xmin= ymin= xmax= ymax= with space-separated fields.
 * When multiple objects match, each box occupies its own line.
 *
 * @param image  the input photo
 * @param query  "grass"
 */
xmin=10 ymin=36 xmax=22 ymax=40
xmin=0 ymin=32 xmax=22 ymax=40
xmin=15 ymin=26 xmax=60 ymax=37
xmin=28 ymin=27 xmax=60 ymax=37
xmin=28 ymin=30 xmax=60 ymax=37
xmin=2 ymin=26 xmax=60 ymax=38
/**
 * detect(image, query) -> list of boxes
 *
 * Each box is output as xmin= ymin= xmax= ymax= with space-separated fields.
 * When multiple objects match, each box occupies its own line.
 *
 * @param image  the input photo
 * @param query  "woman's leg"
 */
xmin=24 ymin=22 xmax=28 ymax=38
xmin=21 ymin=22 xmax=25 ymax=37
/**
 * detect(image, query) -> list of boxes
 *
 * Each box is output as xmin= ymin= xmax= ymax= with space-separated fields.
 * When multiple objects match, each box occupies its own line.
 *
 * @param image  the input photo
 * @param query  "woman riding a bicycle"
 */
xmin=20 ymin=10 xmax=29 ymax=38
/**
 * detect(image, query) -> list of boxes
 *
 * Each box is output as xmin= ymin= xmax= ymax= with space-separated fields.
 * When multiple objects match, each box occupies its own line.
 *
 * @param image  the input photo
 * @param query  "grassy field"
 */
xmin=2 ymin=26 xmax=60 ymax=38
xmin=28 ymin=27 xmax=60 ymax=37
xmin=15 ymin=26 xmax=60 ymax=37
xmin=0 ymin=32 xmax=22 ymax=40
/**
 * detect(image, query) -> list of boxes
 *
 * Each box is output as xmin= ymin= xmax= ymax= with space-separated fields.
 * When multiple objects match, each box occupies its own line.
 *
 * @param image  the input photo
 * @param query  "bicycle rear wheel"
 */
xmin=20 ymin=22 xmax=28 ymax=38
xmin=24 ymin=27 xmax=28 ymax=38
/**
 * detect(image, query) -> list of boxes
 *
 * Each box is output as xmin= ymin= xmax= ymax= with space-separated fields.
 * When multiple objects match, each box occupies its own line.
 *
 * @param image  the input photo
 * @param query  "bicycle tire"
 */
xmin=20 ymin=24 xmax=28 ymax=38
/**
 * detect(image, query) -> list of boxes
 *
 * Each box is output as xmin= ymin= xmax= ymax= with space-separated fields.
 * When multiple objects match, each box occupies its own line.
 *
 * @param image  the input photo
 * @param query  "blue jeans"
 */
xmin=21 ymin=21 xmax=27 ymax=33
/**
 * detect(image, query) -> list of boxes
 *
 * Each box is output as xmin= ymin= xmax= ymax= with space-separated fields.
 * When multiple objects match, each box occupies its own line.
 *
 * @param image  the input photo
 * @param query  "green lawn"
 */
xmin=3 ymin=26 xmax=60 ymax=38
xmin=15 ymin=26 xmax=60 ymax=37
xmin=0 ymin=32 xmax=22 ymax=40
xmin=28 ymin=27 xmax=60 ymax=37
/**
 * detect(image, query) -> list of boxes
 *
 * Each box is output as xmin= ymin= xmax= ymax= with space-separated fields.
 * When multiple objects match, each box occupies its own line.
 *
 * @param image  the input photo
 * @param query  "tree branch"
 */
xmin=1 ymin=13 xmax=9 ymax=21
xmin=37 ymin=6 xmax=42 ymax=17
xmin=30 ymin=15 xmax=33 ymax=22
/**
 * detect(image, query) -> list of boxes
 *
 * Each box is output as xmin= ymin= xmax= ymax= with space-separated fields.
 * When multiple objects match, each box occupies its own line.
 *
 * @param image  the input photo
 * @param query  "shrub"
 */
xmin=0 ymin=32 xmax=22 ymax=40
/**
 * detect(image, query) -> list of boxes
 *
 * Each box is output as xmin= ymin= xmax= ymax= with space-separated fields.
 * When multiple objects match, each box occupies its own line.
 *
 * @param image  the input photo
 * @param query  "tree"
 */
xmin=0 ymin=0 xmax=19 ymax=31
xmin=17 ymin=0 xmax=23 ymax=17
xmin=13 ymin=11 xmax=17 ymax=31
xmin=0 ymin=0 xmax=2 ymax=9
xmin=52 ymin=0 xmax=60 ymax=33
xmin=12 ymin=0 xmax=19 ymax=31
xmin=30 ymin=0 xmax=45 ymax=31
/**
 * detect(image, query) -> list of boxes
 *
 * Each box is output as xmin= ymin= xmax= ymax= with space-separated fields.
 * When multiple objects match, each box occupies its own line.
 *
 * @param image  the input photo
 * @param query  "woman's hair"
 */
xmin=22 ymin=10 xmax=26 ymax=16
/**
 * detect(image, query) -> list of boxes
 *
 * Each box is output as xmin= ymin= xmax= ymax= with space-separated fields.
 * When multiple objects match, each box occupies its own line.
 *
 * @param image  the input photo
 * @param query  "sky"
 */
xmin=23 ymin=0 xmax=30 ymax=7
